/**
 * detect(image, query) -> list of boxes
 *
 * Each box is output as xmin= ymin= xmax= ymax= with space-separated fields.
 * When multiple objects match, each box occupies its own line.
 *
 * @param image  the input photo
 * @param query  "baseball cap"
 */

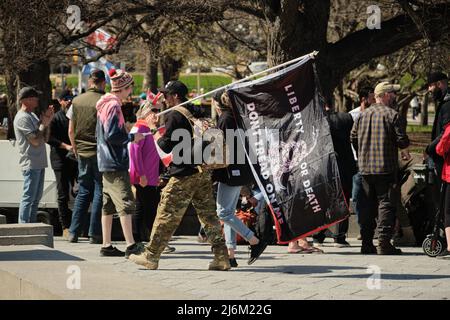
xmin=18 ymin=87 xmax=41 ymax=101
xmin=374 ymin=81 xmax=401 ymax=96
xmin=159 ymin=80 xmax=188 ymax=98
xmin=427 ymin=72 xmax=448 ymax=86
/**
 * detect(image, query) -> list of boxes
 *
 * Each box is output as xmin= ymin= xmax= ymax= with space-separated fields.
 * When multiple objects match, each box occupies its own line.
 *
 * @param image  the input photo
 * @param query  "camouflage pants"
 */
xmin=146 ymin=170 xmax=226 ymax=260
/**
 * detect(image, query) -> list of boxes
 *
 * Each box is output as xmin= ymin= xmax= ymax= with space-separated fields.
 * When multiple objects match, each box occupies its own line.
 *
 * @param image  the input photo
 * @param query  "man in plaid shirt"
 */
xmin=351 ymin=81 xmax=410 ymax=255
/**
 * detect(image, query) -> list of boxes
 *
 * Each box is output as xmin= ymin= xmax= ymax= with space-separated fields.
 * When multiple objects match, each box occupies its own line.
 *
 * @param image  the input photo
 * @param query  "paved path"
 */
xmin=57 ymin=237 xmax=450 ymax=300
xmin=1 ymin=236 xmax=449 ymax=300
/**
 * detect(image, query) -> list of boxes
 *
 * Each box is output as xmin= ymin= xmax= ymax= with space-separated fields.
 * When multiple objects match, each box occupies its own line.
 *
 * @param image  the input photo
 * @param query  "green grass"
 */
xmin=59 ymin=73 xmax=232 ymax=96
xmin=406 ymin=125 xmax=432 ymax=133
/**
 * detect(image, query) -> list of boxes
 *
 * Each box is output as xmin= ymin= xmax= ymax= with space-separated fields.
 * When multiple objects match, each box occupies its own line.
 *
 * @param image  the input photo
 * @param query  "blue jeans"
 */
xmin=352 ymin=172 xmax=368 ymax=228
xmin=69 ymin=156 xmax=102 ymax=237
xmin=19 ymin=169 xmax=45 ymax=223
xmin=216 ymin=182 xmax=254 ymax=250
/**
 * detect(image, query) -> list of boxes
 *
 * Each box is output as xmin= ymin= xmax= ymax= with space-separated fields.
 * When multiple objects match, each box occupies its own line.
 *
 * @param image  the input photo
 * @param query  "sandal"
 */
xmin=289 ymin=246 xmax=324 ymax=254
xmin=303 ymin=246 xmax=324 ymax=254
xmin=287 ymin=248 xmax=303 ymax=254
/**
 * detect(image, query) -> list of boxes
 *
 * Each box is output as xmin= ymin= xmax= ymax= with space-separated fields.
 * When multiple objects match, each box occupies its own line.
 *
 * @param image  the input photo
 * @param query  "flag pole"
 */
xmin=156 ymin=51 xmax=319 ymax=117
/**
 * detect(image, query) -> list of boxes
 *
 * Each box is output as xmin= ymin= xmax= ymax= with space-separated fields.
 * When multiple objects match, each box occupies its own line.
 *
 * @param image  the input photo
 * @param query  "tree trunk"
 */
xmin=161 ymin=55 xmax=183 ymax=86
xmin=421 ymin=93 xmax=429 ymax=126
xmin=5 ymin=59 xmax=52 ymax=139
xmin=264 ymin=0 xmax=448 ymax=104
xmin=143 ymin=51 xmax=159 ymax=94
xmin=265 ymin=0 xmax=332 ymax=97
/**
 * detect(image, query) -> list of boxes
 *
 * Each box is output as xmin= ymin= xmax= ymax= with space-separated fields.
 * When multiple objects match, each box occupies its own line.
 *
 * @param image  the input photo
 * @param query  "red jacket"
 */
xmin=436 ymin=124 xmax=450 ymax=183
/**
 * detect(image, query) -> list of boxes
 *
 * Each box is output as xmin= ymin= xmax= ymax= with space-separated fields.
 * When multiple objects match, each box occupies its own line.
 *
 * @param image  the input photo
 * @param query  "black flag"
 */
xmin=227 ymin=57 xmax=349 ymax=244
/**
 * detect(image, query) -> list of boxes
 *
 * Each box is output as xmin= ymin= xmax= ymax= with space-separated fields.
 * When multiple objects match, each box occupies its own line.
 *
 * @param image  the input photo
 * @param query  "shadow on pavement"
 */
xmin=0 ymin=250 xmax=84 ymax=262
xmin=230 ymin=264 xmax=367 ymax=274
xmin=313 ymin=273 xmax=450 ymax=280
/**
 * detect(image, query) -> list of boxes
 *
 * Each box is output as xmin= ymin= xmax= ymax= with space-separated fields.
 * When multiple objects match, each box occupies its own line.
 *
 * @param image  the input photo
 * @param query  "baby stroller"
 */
xmin=397 ymin=158 xmax=436 ymax=246
xmin=422 ymin=180 xmax=448 ymax=257
xmin=422 ymin=161 xmax=447 ymax=257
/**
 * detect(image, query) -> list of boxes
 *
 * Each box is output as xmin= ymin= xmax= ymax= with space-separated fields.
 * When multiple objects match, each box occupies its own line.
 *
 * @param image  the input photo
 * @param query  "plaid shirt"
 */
xmin=351 ymin=103 xmax=409 ymax=175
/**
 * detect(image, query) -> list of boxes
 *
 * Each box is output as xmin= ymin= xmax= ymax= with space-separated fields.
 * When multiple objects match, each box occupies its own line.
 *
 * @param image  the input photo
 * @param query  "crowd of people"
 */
xmin=10 ymin=67 xmax=450 ymax=272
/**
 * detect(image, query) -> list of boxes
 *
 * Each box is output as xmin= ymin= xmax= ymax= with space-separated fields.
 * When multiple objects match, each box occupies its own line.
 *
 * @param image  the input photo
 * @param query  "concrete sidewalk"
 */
xmin=1 ymin=236 xmax=449 ymax=300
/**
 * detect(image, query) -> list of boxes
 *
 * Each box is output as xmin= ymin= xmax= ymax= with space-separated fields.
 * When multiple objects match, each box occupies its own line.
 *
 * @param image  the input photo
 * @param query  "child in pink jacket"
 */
xmin=129 ymin=105 xmax=161 ymax=242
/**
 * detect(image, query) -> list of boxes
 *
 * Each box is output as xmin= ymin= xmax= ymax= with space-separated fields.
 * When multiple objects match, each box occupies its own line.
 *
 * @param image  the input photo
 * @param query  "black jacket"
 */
xmin=427 ymin=92 xmax=450 ymax=176
xmin=47 ymin=110 xmax=74 ymax=170
xmin=158 ymin=103 xmax=206 ymax=177
xmin=212 ymin=110 xmax=253 ymax=186
xmin=326 ymin=110 xmax=357 ymax=194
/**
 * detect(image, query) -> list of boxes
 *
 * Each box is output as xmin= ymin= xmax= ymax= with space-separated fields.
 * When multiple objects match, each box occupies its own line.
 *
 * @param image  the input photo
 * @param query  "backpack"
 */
xmin=172 ymin=105 xmax=229 ymax=170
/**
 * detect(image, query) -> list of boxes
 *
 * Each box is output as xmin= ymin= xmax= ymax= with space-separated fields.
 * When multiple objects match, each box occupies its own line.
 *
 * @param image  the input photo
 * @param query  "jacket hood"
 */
xmin=96 ymin=93 xmax=125 ymax=131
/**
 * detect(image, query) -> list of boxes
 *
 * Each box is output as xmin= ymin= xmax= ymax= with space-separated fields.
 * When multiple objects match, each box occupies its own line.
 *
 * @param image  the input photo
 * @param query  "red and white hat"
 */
xmin=109 ymin=68 xmax=134 ymax=92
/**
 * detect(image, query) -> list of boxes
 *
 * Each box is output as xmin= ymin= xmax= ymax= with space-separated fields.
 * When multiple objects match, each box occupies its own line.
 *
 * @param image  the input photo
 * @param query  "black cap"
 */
xmin=428 ymin=72 xmax=448 ymax=85
xmin=58 ymin=90 xmax=73 ymax=101
xmin=18 ymin=87 xmax=41 ymax=101
xmin=89 ymin=69 xmax=106 ymax=81
xmin=160 ymin=80 xmax=188 ymax=98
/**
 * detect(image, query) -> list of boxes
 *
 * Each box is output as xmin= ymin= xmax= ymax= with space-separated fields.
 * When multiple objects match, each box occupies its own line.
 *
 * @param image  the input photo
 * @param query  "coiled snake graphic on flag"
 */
xmin=268 ymin=126 xmax=320 ymax=192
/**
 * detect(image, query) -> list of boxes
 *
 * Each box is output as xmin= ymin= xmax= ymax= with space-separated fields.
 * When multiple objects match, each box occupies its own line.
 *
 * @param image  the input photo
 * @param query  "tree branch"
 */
xmin=325 ymin=3 xmax=449 ymax=88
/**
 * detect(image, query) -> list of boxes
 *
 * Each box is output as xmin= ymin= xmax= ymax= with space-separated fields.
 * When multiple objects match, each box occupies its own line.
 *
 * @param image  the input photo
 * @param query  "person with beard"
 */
xmin=351 ymin=82 xmax=411 ymax=255
xmin=426 ymin=72 xmax=449 ymax=180
xmin=128 ymin=80 xmax=231 ymax=271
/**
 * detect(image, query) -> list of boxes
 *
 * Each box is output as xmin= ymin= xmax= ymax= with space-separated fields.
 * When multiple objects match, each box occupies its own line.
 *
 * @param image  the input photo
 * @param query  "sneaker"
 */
xmin=68 ymin=233 xmax=78 ymax=243
xmin=89 ymin=236 xmax=102 ymax=244
xmin=361 ymin=244 xmax=377 ymax=254
xmin=163 ymin=245 xmax=176 ymax=254
xmin=229 ymin=258 xmax=238 ymax=268
xmin=125 ymin=242 xmax=145 ymax=259
xmin=334 ymin=239 xmax=351 ymax=248
xmin=436 ymin=249 xmax=450 ymax=259
xmin=248 ymin=240 xmax=268 ymax=265
xmin=129 ymin=251 xmax=159 ymax=270
xmin=100 ymin=245 xmax=125 ymax=257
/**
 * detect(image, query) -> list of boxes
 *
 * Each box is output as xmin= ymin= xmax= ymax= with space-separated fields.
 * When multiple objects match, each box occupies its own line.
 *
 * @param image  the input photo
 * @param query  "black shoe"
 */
xmin=100 ymin=245 xmax=125 ymax=257
xmin=229 ymin=258 xmax=238 ymax=268
xmin=334 ymin=238 xmax=351 ymax=248
xmin=125 ymin=242 xmax=145 ymax=259
xmin=248 ymin=241 xmax=268 ymax=265
xmin=89 ymin=236 xmax=102 ymax=244
xmin=377 ymin=242 xmax=402 ymax=255
xmin=437 ymin=249 xmax=450 ymax=259
xmin=68 ymin=233 xmax=78 ymax=243
xmin=361 ymin=244 xmax=377 ymax=254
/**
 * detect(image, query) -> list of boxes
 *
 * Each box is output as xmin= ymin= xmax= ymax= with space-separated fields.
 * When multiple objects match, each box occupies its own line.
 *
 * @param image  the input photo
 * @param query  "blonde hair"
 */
xmin=136 ymin=102 xmax=153 ymax=120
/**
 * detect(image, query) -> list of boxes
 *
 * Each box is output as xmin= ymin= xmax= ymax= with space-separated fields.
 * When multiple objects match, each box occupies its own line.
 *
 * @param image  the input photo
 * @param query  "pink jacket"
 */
xmin=129 ymin=120 xmax=160 ymax=186
xmin=436 ymin=123 xmax=450 ymax=183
